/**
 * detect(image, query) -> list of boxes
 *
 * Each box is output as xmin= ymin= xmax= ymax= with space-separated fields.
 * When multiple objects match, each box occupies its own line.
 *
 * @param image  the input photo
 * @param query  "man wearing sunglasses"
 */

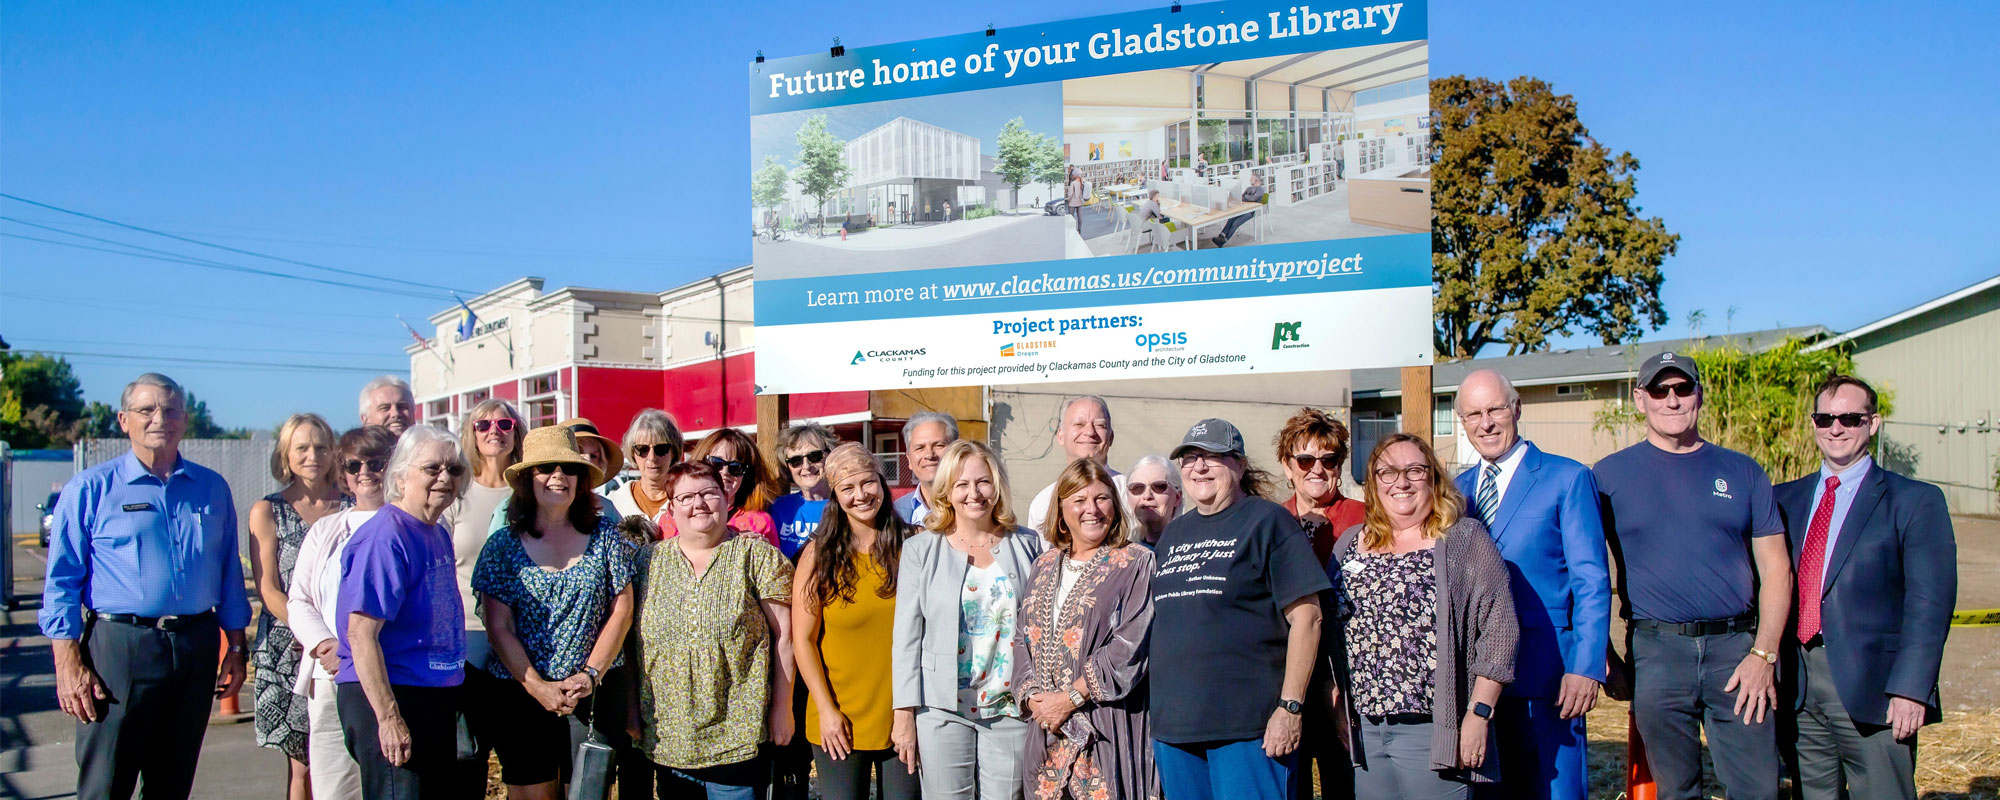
xmin=1594 ymin=352 xmax=1789 ymax=800
xmin=1451 ymin=370 xmax=1610 ymax=800
xmin=892 ymin=412 xmax=959 ymax=526
xmin=1777 ymin=374 xmax=1953 ymax=800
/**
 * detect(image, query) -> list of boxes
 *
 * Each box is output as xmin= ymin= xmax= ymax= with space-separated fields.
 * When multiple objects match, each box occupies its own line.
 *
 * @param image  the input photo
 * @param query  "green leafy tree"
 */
xmin=792 ymin=115 xmax=850 ymax=229
xmin=1197 ymin=119 xmax=1228 ymax=166
xmin=750 ymin=155 xmax=790 ymax=217
xmin=1432 ymin=75 xmax=1680 ymax=360
xmin=1033 ymin=134 xmax=1067 ymax=200
xmin=81 ymin=393 xmax=250 ymax=440
xmin=82 ymin=401 xmax=121 ymax=439
xmin=0 ymin=352 xmax=88 ymax=448
xmin=1592 ymin=337 xmax=1889 ymax=481
xmin=994 ymin=117 xmax=1042 ymax=207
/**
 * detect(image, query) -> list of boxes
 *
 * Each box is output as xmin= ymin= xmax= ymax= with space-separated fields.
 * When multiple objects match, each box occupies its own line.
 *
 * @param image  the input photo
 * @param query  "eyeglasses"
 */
xmin=1178 ymin=451 xmax=1235 ymax=468
xmin=784 ymin=449 xmax=828 ymax=468
xmin=1291 ymin=453 xmax=1343 ymax=472
xmin=672 ymin=488 xmax=726 ymax=506
xmin=417 ymin=462 xmax=467 ymax=478
xmin=1457 ymin=405 xmax=1515 ymax=425
xmin=1126 ymin=480 xmax=1174 ymax=496
xmin=705 ymin=456 xmax=749 ymax=477
xmin=1372 ymin=465 xmax=1433 ymax=484
xmin=631 ymin=443 xmax=677 ymax=459
xmin=123 ymin=404 xmax=186 ymax=420
xmin=532 ymin=463 xmax=586 ymax=478
xmin=1643 ymin=382 xmax=1698 ymax=400
xmin=342 ymin=459 xmax=387 ymax=475
xmin=1811 ymin=412 xmax=1871 ymax=429
xmin=473 ymin=418 xmax=517 ymax=433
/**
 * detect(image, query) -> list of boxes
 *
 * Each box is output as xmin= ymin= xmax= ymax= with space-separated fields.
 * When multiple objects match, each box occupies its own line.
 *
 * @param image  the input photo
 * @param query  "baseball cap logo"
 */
xmin=1190 ymin=422 xmax=1209 ymax=436
xmin=1661 ymin=352 xmax=1675 ymax=361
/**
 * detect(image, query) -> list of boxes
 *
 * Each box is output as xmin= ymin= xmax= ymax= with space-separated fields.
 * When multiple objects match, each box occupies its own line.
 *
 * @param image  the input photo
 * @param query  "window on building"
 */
xmin=463 ymin=388 xmax=490 ymax=407
xmin=527 ymin=372 xmax=558 ymax=396
xmin=1555 ymin=383 xmax=1585 ymax=397
xmin=424 ymin=399 xmax=453 ymax=430
xmin=525 ymin=397 xmax=558 ymax=430
xmin=1433 ymin=396 xmax=1455 ymax=436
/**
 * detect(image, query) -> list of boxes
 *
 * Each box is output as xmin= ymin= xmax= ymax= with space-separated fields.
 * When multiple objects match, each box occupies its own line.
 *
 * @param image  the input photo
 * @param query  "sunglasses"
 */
xmin=1291 ymin=453 xmax=1343 ymax=472
xmin=1643 ymin=382 xmax=1698 ymax=400
xmin=532 ymin=463 xmax=586 ymax=478
xmin=473 ymin=418 xmax=517 ymax=433
xmin=1810 ymin=412 xmax=1871 ymax=429
xmin=418 ymin=463 xmax=467 ymax=478
xmin=342 ymin=459 xmax=387 ymax=475
xmin=1126 ymin=480 xmax=1174 ymax=496
xmin=706 ymin=456 xmax=749 ymax=477
xmin=631 ymin=443 xmax=677 ymax=459
xmin=784 ymin=449 xmax=828 ymax=468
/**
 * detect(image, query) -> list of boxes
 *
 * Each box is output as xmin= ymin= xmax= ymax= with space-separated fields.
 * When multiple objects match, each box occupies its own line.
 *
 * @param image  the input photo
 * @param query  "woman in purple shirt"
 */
xmin=336 ymin=424 xmax=471 ymax=798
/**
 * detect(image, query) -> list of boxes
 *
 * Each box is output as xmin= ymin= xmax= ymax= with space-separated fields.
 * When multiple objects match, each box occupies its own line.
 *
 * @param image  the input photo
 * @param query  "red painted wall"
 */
xmin=573 ymin=355 xmax=871 ymax=441
xmin=575 ymin=366 xmax=663 ymax=444
xmin=488 ymin=380 xmax=518 ymax=402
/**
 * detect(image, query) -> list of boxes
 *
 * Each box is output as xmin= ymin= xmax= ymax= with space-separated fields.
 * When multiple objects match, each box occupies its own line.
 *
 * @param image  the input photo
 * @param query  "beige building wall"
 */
xmin=658 ymin=270 xmax=755 ymax=365
xmin=1422 ymin=381 xmax=1642 ymax=471
xmin=991 ymin=370 xmax=1352 ymax=513
xmin=1850 ymin=288 xmax=1999 ymax=514
xmin=566 ymin=290 xmax=658 ymax=364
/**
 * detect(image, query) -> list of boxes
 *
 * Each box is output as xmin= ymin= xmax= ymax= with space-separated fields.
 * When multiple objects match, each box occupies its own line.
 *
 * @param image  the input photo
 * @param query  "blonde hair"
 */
xmin=269 ymin=413 xmax=338 ymax=483
xmin=459 ymin=398 xmax=526 ymax=479
xmin=1044 ymin=458 xmax=1129 ymax=552
xmin=924 ymin=440 xmax=1017 ymax=532
xmin=1359 ymin=433 xmax=1464 ymax=552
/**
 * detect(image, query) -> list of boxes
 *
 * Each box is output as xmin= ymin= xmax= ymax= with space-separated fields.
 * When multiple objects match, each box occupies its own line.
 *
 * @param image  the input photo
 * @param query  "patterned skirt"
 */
xmin=252 ymin=612 xmax=311 ymax=762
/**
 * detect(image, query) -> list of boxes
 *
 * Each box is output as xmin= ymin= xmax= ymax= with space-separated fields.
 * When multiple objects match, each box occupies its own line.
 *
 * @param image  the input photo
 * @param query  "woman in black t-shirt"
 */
xmin=1148 ymin=418 xmax=1331 ymax=800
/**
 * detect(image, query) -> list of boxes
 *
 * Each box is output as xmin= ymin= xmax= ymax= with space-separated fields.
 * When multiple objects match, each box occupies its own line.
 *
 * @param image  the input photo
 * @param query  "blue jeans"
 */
xmin=1630 ymin=627 xmax=1779 ymax=800
xmin=1216 ymin=210 xmax=1256 ymax=242
xmin=654 ymin=748 xmax=768 ymax=800
xmin=1154 ymin=738 xmax=1294 ymax=800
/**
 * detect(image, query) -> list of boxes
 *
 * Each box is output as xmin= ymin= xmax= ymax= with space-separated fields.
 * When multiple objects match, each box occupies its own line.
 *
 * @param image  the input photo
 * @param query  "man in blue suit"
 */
xmin=1454 ymin=369 xmax=1611 ymax=800
xmin=1779 ymin=374 xmax=1955 ymax=800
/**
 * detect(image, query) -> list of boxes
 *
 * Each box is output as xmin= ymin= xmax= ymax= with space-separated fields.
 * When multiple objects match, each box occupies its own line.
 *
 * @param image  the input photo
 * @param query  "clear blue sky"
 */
xmin=4 ymin=0 xmax=1996 ymax=430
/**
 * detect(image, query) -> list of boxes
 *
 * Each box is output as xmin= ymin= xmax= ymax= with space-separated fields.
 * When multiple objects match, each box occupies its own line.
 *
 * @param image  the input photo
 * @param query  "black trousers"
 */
xmin=338 ymin=681 xmax=460 ymax=799
xmin=812 ymin=746 xmax=920 ymax=800
xmin=766 ymin=680 xmax=811 ymax=800
xmin=76 ymin=616 xmax=219 ymax=800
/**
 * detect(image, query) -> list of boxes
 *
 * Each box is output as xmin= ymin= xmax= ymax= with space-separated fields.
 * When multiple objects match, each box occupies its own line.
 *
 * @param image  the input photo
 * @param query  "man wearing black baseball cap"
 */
xmin=1148 ymin=418 xmax=1330 ymax=800
xmin=1595 ymin=352 xmax=1790 ymax=800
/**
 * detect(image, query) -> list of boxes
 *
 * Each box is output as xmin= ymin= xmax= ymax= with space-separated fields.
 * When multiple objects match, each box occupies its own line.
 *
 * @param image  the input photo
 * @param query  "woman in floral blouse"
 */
xmin=1014 ymin=458 xmax=1160 ymax=800
xmin=474 ymin=426 xmax=637 ymax=800
xmin=631 ymin=460 xmax=796 ymax=799
xmin=892 ymin=440 xmax=1043 ymax=799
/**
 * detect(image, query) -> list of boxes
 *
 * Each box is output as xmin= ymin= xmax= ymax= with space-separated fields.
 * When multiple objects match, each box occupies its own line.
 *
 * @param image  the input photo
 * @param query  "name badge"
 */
xmin=122 ymin=503 xmax=155 ymax=513
xmin=1340 ymin=559 xmax=1366 ymax=574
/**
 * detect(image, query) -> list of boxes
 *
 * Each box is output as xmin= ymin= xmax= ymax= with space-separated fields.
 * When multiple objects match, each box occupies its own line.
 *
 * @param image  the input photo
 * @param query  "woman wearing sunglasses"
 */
xmin=1276 ymin=407 xmax=1365 ymax=571
xmin=473 ymin=427 xmax=639 ymax=800
xmin=249 ymin=413 xmax=351 ymax=800
xmin=609 ymin=408 xmax=687 ymax=534
xmin=1123 ymin=455 xmax=1183 ymax=549
xmin=287 ymin=425 xmax=399 ymax=800
xmin=769 ymin=422 xmax=839 ymax=561
xmin=654 ymin=429 xmax=780 ymax=548
xmin=442 ymin=397 xmax=528 ymax=795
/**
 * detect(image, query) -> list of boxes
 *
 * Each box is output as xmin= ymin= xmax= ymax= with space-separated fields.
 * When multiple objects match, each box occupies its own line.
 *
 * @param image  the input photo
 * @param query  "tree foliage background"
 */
xmin=792 ymin=115 xmax=850 ymax=225
xmin=2 ymin=352 xmax=250 ymax=447
xmin=749 ymin=155 xmax=790 ymax=216
xmin=1432 ymin=75 xmax=1680 ymax=360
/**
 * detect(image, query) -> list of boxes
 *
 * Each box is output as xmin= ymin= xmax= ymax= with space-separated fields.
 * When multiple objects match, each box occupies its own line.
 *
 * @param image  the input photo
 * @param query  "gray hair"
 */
xmin=121 ymin=373 xmax=185 ymax=410
xmin=1060 ymin=395 xmax=1113 ymax=427
xmin=358 ymin=375 xmax=415 ymax=420
xmin=623 ymin=409 xmax=684 ymax=457
xmin=1129 ymin=454 xmax=1183 ymax=492
xmin=775 ymin=421 xmax=838 ymax=457
xmin=902 ymin=412 xmax=959 ymax=444
xmin=1454 ymin=369 xmax=1521 ymax=412
xmin=384 ymin=424 xmax=469 ymax=503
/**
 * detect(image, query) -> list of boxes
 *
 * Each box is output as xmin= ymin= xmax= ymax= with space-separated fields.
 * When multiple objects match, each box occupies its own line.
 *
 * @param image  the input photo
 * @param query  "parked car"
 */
xmin=1044 ymin=198 xmax=1068 ymax=216
xmin=38 ymin=491 xmax=60 ymax=548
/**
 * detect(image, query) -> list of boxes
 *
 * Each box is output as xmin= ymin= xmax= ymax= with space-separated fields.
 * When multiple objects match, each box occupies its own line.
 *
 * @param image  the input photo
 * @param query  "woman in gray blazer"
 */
xmin=892 ymin=440 xmax=1044 ymax=800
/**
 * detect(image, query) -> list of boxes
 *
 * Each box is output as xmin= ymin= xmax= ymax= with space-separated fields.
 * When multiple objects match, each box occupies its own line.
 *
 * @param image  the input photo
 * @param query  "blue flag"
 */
xmin=455 ymin=296 xmax=478 ymax=341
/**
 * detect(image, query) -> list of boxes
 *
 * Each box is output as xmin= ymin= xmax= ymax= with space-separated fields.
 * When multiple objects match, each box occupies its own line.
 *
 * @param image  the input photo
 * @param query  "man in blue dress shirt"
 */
xmin=40 ymin=373 xmax=252 ymax=800
xmin=891 ymin=411 xmax=957 ymax=526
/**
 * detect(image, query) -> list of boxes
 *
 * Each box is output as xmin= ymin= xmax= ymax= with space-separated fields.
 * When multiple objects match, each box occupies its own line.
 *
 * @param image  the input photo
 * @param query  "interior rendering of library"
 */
xmin=1060 ymin=40 xmax=1430 ymax=255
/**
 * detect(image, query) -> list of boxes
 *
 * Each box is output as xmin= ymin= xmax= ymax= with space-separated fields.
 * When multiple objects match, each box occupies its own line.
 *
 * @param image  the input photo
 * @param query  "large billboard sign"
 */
xmin=751 ymin=0 xmax=1432 ymax=393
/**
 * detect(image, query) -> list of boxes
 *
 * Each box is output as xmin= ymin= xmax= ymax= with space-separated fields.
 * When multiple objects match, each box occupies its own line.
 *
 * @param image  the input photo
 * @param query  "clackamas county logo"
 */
xmin=1271 ymin=321 xmax=1307 ymax=350
xmin=850 ymin=347 xmax=926 ymax=365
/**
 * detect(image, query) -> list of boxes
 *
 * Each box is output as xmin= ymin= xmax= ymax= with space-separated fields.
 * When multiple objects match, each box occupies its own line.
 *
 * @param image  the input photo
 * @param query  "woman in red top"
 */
xmin=1274 ymin=405 xmax=1364 ymax=800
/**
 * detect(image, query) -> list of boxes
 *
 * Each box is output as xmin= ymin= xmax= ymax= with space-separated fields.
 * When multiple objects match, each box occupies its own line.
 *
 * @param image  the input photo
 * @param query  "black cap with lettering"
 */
xmin=1170 ymin=418 xmax=1246 ymax=460
xmin=1637 ymin=350 xmax=1700 ymax=388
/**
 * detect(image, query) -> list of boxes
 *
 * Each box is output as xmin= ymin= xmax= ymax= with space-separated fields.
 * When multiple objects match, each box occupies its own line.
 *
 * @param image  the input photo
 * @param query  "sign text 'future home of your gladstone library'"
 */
xmin=749 ymin=0 xmax=1433 ymax=393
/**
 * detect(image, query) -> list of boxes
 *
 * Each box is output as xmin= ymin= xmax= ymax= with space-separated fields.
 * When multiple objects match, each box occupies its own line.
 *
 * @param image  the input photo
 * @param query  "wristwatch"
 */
xmin=1749 ymin=647 xmax=1778 ymax=665
xmin=1067 ymin=688 xmax=1087 ymax=709
xmin=1468 ymin=701 xmax=1494 ymax=720
xmin=1277 ymin=698 xmax=1304 ymax=715
xmin=582 ymin=664 xmax=603 ymax=682
xmin=226 ymin=644 xmax=246 ymax=655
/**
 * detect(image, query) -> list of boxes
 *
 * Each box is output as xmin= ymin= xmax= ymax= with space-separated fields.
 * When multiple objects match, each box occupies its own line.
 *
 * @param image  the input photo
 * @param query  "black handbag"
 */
xmin=569 ymin=673 xmax=614 ymax=800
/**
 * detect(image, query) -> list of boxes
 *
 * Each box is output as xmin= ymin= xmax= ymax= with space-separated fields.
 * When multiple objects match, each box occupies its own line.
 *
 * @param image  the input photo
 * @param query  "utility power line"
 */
xmin=1 ymin=226 xmax=449 ymax=301
xmin=14 ymin=349 xmax=402 ymax=374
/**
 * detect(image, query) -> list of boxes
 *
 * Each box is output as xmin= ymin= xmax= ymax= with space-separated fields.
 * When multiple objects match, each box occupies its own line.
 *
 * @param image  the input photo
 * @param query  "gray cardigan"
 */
xmin=892 ymin=526 xmax=1046 ymax=711
xmin=1329 ymin=517 xmax=1518 ymax=784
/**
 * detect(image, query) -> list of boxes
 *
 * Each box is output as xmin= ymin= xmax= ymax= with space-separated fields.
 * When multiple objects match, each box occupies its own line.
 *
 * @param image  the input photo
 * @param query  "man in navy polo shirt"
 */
xmin=1596 ymin=352 xmax=1789 ymax=800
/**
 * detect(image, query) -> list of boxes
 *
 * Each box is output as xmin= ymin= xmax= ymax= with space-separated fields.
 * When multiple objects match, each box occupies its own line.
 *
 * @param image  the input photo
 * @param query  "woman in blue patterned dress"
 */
xmin=474 ymin=426 xmax=638 ymax=800
xmin=250 ymin=413 xmax=351 ymax=799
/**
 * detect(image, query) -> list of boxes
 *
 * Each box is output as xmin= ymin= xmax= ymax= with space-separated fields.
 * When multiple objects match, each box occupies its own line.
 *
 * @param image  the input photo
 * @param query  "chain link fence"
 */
xmin=77 ymin=438 xmax=282 ymax=549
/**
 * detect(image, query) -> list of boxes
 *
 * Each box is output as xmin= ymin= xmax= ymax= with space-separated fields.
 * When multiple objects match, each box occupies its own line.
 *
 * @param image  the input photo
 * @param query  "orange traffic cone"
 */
xmin=1628 ymin=713 xmax=1657 ymax=800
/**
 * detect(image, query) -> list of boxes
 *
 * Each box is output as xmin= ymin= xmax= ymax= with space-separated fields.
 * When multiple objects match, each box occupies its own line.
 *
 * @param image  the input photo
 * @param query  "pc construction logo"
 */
xmin=851 ymin=347 xmax=927 ymax=365
xmin=1271 ymin=321 xmax=1307 ymax=350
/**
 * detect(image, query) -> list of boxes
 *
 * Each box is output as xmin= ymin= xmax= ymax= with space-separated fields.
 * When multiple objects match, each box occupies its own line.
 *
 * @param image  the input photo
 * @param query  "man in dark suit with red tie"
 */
xmin=1779 ymin=374 xmax=1956 ymax=800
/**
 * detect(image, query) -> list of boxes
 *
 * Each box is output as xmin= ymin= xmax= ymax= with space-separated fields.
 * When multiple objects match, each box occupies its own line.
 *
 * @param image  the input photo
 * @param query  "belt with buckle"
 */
xmin=90 ymin=609 xmax=215 ymax=632
xmin=1630 ymin=614 xmax=1756 ymax=637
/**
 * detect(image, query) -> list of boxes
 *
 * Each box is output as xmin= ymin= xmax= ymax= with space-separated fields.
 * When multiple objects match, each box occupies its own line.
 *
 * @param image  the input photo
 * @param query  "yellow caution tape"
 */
xmin=1951 ymin=609 xmax=2000 ymax=627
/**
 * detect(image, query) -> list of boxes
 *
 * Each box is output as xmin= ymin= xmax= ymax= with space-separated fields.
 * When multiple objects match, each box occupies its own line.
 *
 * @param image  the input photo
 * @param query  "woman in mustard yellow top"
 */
xmin=793 ymin=444 xmax=920 ymax=800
